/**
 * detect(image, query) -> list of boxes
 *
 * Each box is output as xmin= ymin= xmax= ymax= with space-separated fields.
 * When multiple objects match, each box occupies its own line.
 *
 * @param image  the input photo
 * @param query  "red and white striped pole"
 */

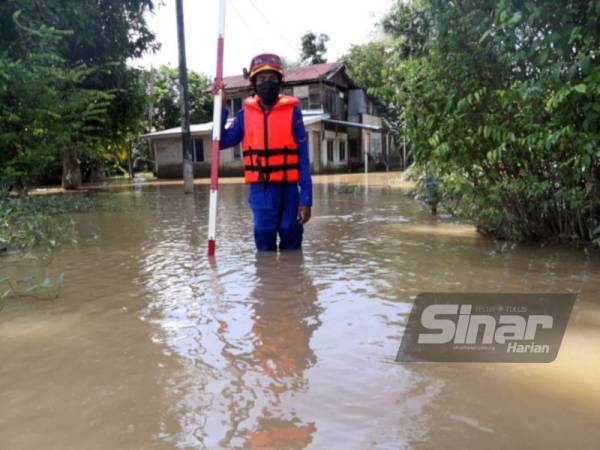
xmin=208 ymin=0 xmax=226 ymax=257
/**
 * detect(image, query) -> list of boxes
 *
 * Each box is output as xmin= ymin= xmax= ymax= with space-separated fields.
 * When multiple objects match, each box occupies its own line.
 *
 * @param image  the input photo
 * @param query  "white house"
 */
xmin=143 ymin=62 xmax=389 ymax=178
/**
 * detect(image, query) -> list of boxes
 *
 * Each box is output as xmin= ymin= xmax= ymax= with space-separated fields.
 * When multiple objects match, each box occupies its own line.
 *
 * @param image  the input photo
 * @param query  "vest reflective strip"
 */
xmin=242 ymin=149 xmax=297 ymax=156
xmin=244 ymin=163 xmax=299 ymax=173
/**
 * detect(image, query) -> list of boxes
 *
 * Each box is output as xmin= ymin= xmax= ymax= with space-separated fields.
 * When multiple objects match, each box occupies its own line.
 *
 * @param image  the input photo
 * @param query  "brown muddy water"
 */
xmin=1 ymin=173 xmax=599 ymax=450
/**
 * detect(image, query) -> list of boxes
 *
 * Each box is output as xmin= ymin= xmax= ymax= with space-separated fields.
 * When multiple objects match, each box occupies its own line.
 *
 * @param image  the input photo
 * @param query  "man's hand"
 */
xmin=298 ymin=206 xmax=311 ymax=224
xmin=211 ymin=79 xmax=227 ymax=107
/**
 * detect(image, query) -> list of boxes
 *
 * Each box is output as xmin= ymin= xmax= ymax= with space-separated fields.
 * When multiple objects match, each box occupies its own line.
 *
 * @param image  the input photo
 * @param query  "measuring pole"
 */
xmin=208 ymin=0 xmax=226 ymax=256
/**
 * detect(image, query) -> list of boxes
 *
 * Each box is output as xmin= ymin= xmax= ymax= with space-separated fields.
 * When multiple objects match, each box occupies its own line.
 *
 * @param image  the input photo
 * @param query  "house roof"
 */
xmin=141 ymin=110 xmax=330 ymax=140
xmin=221 ymin=62 xmax=346 ymax=90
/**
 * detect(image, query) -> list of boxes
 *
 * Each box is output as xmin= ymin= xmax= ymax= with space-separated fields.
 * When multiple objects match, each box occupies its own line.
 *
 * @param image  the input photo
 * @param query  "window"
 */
xmin=339 ymin=141 xmax=346 ymax=161
xmin=325 ymin=90 xmax=336 ymax=115
xmin=325 ymin=89 xmax=344 ymax=119
xmin=293 ymin=85 xmax=309 ymax=110
xmin=293 ymin=85 xmax=309 ymax=98
xmin=309 ymin=85 xmax=322 ymax=109
xmin=194 ymin=139 xmax=204 ymax=162
xmin=233 ymin=144 xmax=241 ymax=160
xmin=327 ymin=140 xmax=334 ymax=162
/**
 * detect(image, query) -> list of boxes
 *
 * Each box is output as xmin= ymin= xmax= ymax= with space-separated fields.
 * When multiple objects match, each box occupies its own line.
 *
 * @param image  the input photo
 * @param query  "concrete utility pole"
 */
xmin=147 ymin=66 xmax=154 ymax=132
xmin=147 ymin=67 xmax=155 ymax=173
xmin=176 ymin=0 xmax=194 ymax=193
xmin=364 ymin=133 xmax=369 ymax=175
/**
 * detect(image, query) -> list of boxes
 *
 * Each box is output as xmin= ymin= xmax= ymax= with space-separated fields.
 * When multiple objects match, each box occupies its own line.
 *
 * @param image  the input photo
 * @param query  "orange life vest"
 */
xmin=242 ymin=94 xmax=299 ymax=183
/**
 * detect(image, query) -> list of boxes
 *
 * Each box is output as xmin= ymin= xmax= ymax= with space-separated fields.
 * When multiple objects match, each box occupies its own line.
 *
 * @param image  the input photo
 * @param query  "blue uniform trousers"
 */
xmin=248 ymin=182 xmax=303 ymax=251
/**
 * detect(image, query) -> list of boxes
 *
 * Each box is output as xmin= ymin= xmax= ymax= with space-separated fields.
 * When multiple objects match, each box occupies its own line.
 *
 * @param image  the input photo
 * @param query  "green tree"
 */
xmin=0 ymin=0 xmax=157 ymax=191
xmin=0 ymin=11 xmax=113 ymax=193
xmin=381 ymin=0 xmax=432 ymax=59
xmin=300 ymin=31 xmax=330 ymax=65
xmin=344 ymin=42 xmax=388 ymax=98
xmin=382 ymin=0 xmax=600 ymax=245
xmin=147 ymin=66 xmax=213 ymax=131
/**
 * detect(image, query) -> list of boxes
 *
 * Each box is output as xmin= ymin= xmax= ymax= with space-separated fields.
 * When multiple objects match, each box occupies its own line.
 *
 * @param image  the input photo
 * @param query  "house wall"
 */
xmin=322 ymin=85 xmax=347 ymax=120
xmin=361 ymin=114 xmax=382 ymax=128
xmin=305 ymin=123 xmax=323 ymax=173
xmin=155 ymin=138 xmax=182 ymax=166
xmin=154 ymin=134 xmax=244 ymax=178
xmin=153 ymin=124 xmax=383 ymax=178
xmin=153 ymin=124 xmax=352 ymax=177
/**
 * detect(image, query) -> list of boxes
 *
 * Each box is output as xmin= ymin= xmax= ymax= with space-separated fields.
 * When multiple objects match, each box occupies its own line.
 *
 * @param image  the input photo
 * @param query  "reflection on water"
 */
xmin=142 ymin=248 xmax=321 ymax=448
xmin=1 ymin=176 xmax=600 ymax=449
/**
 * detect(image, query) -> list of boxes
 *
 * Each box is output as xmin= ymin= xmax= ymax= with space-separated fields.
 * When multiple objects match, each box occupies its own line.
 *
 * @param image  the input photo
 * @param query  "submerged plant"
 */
xmin=0 ymin=273 xmax=64 ymax=306
xmin=0 ymin=194 xmax=121 ymax=252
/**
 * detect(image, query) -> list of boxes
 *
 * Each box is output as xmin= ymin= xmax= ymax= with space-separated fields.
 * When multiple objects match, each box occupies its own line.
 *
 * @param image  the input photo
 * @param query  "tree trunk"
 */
xmin=127 ymin=140 xmax=134 ymax=180
xmin=62 ymin=150 xmax=82 ymax=190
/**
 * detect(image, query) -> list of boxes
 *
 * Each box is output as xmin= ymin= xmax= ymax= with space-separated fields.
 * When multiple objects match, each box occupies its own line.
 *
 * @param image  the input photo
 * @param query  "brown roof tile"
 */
xmin=221 ymin=62 xmax=344 ymax=90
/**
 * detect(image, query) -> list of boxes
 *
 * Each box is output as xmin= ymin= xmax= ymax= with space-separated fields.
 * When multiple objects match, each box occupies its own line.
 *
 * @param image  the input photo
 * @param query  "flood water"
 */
xmin=1 ymin=173 xmax=599 ymax=450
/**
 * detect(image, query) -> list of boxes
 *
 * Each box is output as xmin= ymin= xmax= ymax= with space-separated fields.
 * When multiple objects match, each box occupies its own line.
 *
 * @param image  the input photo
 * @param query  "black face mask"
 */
xmin=256 ymin=79 xmax=280 ymax=106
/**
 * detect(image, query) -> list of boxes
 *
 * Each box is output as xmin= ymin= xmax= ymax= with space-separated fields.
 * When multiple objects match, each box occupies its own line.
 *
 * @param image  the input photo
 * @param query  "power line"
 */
xmin=244 ymin=0 xmax=299 ymax=55
xmin=228 ymin=0 xmax=267 ymax=51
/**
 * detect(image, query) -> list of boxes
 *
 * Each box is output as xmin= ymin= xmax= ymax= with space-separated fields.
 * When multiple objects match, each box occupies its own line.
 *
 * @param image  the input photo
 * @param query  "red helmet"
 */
xmin=245 ymin=53 xmax=284 ymax=81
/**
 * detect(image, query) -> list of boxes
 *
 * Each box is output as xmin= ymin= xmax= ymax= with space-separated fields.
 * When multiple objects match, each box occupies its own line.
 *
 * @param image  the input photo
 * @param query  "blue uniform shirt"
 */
xmin=219 ymin=105 xmax=313 ymax=207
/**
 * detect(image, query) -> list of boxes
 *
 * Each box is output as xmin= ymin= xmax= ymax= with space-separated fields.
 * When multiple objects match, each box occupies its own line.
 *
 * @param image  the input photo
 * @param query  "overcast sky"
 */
xmin=130 ymin=0 xmax=394 ymax=77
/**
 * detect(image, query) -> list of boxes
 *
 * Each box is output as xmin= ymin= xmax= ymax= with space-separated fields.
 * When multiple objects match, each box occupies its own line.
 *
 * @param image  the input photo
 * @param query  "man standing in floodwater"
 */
xmin=214 ymin=53 xmax=312 ymax=251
